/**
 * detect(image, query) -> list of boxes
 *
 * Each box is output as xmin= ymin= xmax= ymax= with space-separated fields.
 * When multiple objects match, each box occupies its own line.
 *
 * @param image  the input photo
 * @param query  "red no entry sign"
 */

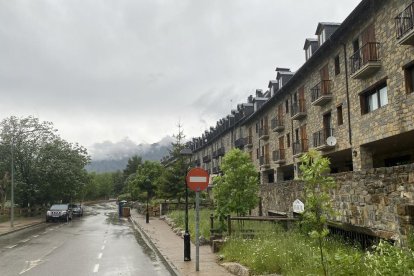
xmin=186 ymin=168 xmax=209 ymax=192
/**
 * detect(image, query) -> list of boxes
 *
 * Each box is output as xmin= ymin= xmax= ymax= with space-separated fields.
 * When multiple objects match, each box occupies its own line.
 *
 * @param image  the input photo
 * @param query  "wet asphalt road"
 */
xmin=0 ymin=202 xmax=171 ymax=276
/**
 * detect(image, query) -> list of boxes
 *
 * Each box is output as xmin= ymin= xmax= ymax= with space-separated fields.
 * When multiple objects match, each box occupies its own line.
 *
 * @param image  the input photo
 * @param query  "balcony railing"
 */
xmin=312 ymin=128 xmax=335 ymax=150
xmin=217 ymin=147 xmax=225 ymax=157
xmin=234 ymin=137 xmax=246 ymax=149
xmin=349 ymin=42 xmax=381 ymax=79
xmin=259 ymin=155 xmax=270 ymax=167
xmin=395 ymin=2 xmax=414 ymax=44
xmin=259 ymin=127 xmax=269 ymax=140
xmin=293 ymin=139 xmax=309 ymax=156
xmin=291 ymin=99 xmax=307 ymax=120
xmin=203 ymin=155 xmax=211 ymax=163
xmin=272 ymin=149 xmax=286 ymax=164
xmin=193 ymin=159 xmax=201 ymax=167
xmin=245 ymin=136 xmax=253 ymax=147
xmin=212 ymin=166 xmax=221 ymax=174
xmin=311 ymin=80 xmax=333 ymax=106
xmin=212 ymin=150 xmax=218 ymax=159
xmin=271 ymin=117 xmax=284 ymax=132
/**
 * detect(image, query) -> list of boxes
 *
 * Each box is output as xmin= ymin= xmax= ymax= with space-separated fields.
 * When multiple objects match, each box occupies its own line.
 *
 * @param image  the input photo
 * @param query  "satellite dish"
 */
xmin=326 ymin=136 xmax=337 ymax=146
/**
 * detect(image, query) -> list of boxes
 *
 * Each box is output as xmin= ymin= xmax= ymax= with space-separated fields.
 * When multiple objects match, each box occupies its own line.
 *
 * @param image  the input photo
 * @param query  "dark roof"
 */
xmin=315 ymin=22 xmax=341 ymax=35
xmin=303 ymin=38 xmax=318 ymax=50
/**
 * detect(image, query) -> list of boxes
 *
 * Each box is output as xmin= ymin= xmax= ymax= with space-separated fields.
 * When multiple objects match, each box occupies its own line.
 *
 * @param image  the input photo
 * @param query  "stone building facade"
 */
xmin=163 ymin=0 xmax=414 ymax=243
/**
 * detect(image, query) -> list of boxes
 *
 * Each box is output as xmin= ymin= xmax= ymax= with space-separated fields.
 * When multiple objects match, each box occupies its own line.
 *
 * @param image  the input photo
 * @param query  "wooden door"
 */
xmin=320 ymin=64 xmax=329 ymax=94
xmin=279 ymin=136 xmax=285 ymax=149
xmin=361 ymin=24 xmax=376 ymax=62
xmin=323 ymin=112 xmax=332 ymax=138
xmin=278 ymin=105 xmax=283 ymax=121
xmin=300 ymin=124 xmax=308 ymax=152
xmin=298 ymin=86 xmax=305 ymax=112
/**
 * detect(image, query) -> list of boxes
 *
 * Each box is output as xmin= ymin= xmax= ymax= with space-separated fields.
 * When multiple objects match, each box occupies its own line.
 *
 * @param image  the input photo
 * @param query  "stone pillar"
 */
xmin=293 ymin=162 xmax=300 ymax=179
xmin=275 ymin=167 xmax=284 ymax=182
xmin=352 ymin=145 xmax=373 ymax=171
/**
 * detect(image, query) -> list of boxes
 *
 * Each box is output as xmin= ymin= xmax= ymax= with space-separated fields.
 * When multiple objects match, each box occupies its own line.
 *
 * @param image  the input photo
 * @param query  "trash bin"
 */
xmin=118 ymin=200 xmax=127 ymax=217
xmin=122 ymin=207 xmax=130 ymax=217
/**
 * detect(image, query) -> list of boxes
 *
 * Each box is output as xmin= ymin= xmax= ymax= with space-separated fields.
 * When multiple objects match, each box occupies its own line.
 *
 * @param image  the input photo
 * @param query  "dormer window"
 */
xmin=319 ymin=29 xmax=326 ymax=45
xmin=306 ymin=47 xmax=313 ymax=60
xmin=279 ymin=78 xmax=283 ymax=89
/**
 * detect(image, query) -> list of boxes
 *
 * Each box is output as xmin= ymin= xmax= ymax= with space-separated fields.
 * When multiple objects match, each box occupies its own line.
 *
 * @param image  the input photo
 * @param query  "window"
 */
xmin=405 ymin=64 xmax=414 ymax=94
xmin=285 ymin=99 xmax=289 ymax=113
xmin=279 ymin=77 xmax=283 ymax=89
xmin=286 ymin=133 xmax=290 ymax=148
xmin=334 ymin=55 xmax=340 ymax=75
xmin=268 ymin=172 xmax=274 ymax=183
xmin=361 ymin=83 xmax=388 ymax=114
xmin=319 ymin=29 xmax=326 ymax=45
xmin=337 ymin=105 xmax=343 ymax=126
xmin=306 ymin=46 xmax=312 ymax=60
xmin=255 ymin=123 xmax=259 ymax=133
xmin=256 ymin=148 xmax=259 ymax=159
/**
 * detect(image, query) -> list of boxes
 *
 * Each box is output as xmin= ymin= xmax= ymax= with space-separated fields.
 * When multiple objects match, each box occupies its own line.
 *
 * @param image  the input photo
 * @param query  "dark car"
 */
xmin=46 ymin=204 xmax=73 ymax=222
xmin=69 ymin=203 xmax=83 ymax=217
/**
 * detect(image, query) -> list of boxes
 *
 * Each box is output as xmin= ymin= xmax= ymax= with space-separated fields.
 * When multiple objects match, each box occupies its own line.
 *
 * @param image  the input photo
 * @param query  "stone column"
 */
xmin=352 ymin=145 xmax=373 ymax=171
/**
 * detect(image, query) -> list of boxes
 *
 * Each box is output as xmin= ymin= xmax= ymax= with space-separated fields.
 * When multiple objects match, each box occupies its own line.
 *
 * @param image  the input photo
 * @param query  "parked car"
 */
xmin=46 ymin=204 xmax=73 ymax=222
xmin=69 ymin=203 xmax=83 ymax=217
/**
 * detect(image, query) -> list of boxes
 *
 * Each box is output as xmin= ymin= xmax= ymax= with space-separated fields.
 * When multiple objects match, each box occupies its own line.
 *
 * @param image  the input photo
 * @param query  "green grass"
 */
xmin=221 ymin=228 xmax=368 ymax=275
xmin=166 ymin=212 xmax=414 ymax=275
xmin=168 ymin=209 xmax=213 ymax=241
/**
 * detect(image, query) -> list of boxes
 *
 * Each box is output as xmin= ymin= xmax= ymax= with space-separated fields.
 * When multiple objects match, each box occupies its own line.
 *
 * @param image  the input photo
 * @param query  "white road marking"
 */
xmin=98 ymin=253 xmax=103 ymax=259
xmin=5 ymin=244 xmax=17 ymax=249
xmin=19 ymin=260 xmax=43 ymax=275
xmin=20 ymin=239 xmax=30 ymax=243
xmin=93 ymin=264 xmax=99 ymax=273
xmin=103 ymin=240 xmax=107 ymax=244
xmin=101 ymin=245 xmax=105 ymax=250
xmin=32 ymin=235 xmax=39 ymax=238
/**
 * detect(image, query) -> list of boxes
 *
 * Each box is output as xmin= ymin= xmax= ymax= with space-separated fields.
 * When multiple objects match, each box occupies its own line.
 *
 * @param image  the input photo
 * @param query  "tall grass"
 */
xmin=168 ymin=209 xmax=212 ymax=241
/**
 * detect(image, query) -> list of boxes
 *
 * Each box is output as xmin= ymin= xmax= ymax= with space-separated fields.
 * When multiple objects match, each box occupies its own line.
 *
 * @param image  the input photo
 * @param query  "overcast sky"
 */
xmin=0 ymin=0 xmax=361 ymax=158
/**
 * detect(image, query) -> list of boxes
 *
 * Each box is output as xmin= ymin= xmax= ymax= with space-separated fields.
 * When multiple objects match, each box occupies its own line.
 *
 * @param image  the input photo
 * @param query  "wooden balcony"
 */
xmin=259 ymin=127 xmax=269 ymax=140
xmin=293 ymin=139 xmax=309 ymax=157
xmin=212 ymin=166 xmax=221 ymax=174
xmin=349 ymin=42 xmax=381 ymax=79
xmin=311 ymin=80 xmax=333 ymax=106
xmin=291 ymin=99 xmax=307 ymax=120
xmin=272 ymin=149 xmax=286 ymax=164
xmin=312 ymin=128 xmax=335 ymax=151
xmin=271 ymin=117 xmax=284 ymax=132
xmin=235 ymin=137 xmax=246 ymax=149
xmin=202 ymin=155 xmax=211 ymax=163
xmin=395 ymin=2 xmax=414 ymax=45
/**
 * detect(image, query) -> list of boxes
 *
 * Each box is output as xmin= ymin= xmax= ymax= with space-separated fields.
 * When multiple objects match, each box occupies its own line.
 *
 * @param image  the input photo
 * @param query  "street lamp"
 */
xmin=146 ymin=178 xmax=150 ymax=224
xmin=180 ymin=147 xmax=192 ymax=262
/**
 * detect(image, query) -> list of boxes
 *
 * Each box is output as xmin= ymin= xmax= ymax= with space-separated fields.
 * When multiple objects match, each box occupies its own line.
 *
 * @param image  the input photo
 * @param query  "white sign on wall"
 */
xmin=293 ymin=199 xmax=304 ymax=213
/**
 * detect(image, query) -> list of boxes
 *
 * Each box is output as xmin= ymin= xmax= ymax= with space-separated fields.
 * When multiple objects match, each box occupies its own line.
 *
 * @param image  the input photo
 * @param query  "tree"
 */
xmin=0 ymin=116 xmax=90 ymax=206
xmin=128 ymin=161 xmax=163 ymax=202
xmin=157 ymin=123 xmax=189 ymax=202
xmin=299 ymin=149 xmax=336 ymax=276
xmin=213 ymin=148 xmax=259 ymax=223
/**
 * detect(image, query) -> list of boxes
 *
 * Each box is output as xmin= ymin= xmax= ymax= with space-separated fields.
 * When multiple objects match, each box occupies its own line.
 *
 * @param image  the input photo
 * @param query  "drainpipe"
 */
xmin=343 ymin=43 xmax=352 ymax=145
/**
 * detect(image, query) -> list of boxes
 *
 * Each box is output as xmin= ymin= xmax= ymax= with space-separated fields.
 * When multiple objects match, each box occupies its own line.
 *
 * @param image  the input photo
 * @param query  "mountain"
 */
xmin=85 ymin=136 xmax=174 ymax=173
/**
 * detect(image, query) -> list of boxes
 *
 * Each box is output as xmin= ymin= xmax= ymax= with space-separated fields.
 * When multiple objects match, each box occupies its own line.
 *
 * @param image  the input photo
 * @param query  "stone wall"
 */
xmin=259 ymin=164 xmax=414 ymax=244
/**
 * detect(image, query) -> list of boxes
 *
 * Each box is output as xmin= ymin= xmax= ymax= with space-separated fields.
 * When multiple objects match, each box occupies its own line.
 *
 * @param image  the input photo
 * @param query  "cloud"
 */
xmin=0 ymin=0 xmax=361 ymax=149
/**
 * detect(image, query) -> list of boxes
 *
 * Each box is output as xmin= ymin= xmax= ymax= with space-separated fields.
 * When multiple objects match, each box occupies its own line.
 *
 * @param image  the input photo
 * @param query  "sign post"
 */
xmin=186 ymin=168 xmax=209 ymax=272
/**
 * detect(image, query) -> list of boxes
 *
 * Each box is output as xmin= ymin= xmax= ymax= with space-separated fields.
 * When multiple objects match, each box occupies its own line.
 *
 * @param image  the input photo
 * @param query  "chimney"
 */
xmin=248 ymin=95 xmax=253 ymax=103
xmin=255 ymin=89 xmax=263 ymax=98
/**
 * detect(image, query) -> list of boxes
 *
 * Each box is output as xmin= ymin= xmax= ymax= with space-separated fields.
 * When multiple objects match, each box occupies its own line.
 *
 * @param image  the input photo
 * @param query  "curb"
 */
xmin=129 ymin=216 xmax=180 ymax=276
xmin=0 ymin=221 xmax=45 ymax=237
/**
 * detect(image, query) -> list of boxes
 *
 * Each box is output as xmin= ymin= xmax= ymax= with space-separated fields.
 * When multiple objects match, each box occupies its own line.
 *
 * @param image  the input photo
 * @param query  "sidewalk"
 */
xmin=130 ymin=209 xmax=233 ymax=276
xmin=0 ymin=216 xmax=44 ymax=236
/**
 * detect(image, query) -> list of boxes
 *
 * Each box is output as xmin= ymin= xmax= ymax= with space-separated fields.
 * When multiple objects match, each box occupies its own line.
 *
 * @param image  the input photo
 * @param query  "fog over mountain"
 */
xmin=86 ymin=136 xmax=174 ymax=173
